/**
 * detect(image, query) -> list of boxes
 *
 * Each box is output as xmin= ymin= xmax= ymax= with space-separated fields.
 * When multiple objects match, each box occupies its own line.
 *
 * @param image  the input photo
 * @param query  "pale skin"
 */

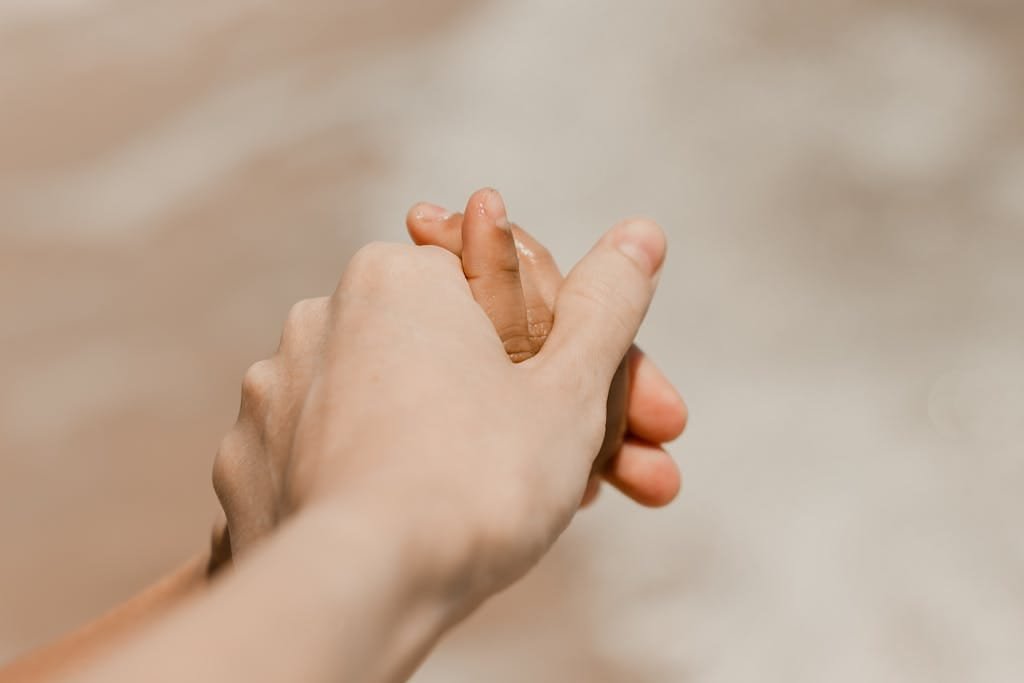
xmin=0 ymin=190 xmax=684 ymax=682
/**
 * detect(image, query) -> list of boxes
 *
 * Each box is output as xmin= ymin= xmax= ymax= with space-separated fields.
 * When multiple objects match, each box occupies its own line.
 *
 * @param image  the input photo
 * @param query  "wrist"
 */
xmin=297 ymin=483 xmax=482 ymax=606
xmin=280 ymin=494 xmax=479 ymax=680
xmin=70 ymin=497 xmax=475 ymax=683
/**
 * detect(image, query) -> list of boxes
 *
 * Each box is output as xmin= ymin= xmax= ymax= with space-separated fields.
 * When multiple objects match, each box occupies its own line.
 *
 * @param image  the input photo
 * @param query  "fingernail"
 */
xmin=614 ymin=220 xmax=665 ymax=276
xmin=481 ymin=189 xmax=510 ymax=230
xmin=414 ymin=203 xmax=450 ymax=222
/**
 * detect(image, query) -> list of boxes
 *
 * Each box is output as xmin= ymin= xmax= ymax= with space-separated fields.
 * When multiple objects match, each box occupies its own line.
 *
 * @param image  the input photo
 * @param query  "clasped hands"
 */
xmin=212 ymin=188 xmax=687 ymax=599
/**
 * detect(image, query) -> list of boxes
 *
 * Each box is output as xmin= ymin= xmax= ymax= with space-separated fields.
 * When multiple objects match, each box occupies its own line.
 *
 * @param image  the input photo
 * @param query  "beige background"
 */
xmin=2 ymin=1 xmax=1022 ymax=681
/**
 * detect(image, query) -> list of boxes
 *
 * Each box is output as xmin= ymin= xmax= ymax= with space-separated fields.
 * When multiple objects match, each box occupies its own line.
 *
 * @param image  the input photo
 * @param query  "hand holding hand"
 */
xmin=407 ymin=188 xmax=686 ymax=507
xmin=212 ymin=192 xmax=684 ymax=580
xmin=279 ymin=217 xmax=668 ymax=597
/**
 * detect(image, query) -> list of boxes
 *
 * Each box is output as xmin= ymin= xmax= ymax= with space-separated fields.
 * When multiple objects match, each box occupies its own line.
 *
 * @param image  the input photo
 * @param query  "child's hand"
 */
xmin=406 ymin=188 xmax=686 ymax=507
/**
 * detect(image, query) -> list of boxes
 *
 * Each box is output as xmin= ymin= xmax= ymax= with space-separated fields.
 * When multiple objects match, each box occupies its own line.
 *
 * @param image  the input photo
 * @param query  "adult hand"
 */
xmin=275 ymin=218 xmax=667 ymax=598
xmin=74 ymin=217 xmax=669 ymax=683
xmin=212 ymin=193 xmax=682 ymax=572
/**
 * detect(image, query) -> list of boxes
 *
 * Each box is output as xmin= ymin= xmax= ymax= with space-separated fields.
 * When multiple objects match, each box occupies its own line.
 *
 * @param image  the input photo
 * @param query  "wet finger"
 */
xmin=461 ymin=188 xmax=533 ymax=363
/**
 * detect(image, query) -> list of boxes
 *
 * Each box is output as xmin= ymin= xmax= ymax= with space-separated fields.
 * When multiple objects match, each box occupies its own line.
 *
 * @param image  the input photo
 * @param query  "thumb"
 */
xmin=542 ymin=218 xmax=666 ymax=387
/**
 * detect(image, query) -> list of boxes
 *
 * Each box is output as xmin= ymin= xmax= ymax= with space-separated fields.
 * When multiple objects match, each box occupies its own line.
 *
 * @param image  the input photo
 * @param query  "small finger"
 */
xmin=461 ymin=188 xmax=533 ymax=362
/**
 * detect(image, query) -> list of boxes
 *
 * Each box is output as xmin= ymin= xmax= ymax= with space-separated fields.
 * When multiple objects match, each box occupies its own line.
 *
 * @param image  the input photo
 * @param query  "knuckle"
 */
xmin=418 ymin=244 xmax=461 ymax=272
xmin=494 ymin=323 xmax=534 ymax=362
xmin=349 ymin=241 xmax=409 ymax=272
xmin=353 ymin=240 xmax=389 ymax=262
xmin=340 ymin=242 xmax=423 ymax=298
xmin=504 ymin=341 xmax=535 ymax=364
xmin=464 ymin=253 xmax=519 ymax=281
xmin=240 ymin=359 xmax=277 ymax=414
xmin=343 ymin=243 xmax=462 ymax=298
xmin=284 ymin=298 xmax=320 ymax=329
xmin=525 ymin=305 xmax=554 ymax=344
xmin=281 ymin=297 xmax=327 ymax=350
xmin=343 ymin=242 xmax=388 ymax=284
xmin=212 ymin=431 xmax=246 ymax=504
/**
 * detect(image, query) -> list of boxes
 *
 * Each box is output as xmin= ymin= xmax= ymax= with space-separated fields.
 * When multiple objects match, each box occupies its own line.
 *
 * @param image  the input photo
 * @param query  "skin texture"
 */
xmin=64 ymin=211 xmax=670 ymax=683
xmin=0 ymin=192 xmax=685 ymax=682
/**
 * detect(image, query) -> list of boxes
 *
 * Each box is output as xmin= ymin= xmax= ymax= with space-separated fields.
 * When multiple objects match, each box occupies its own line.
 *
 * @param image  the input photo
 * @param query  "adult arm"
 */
xmin=64 ymin=218 xmax=667 ymax=683
xmin=0 ymin=548 xmax=222 ymax=683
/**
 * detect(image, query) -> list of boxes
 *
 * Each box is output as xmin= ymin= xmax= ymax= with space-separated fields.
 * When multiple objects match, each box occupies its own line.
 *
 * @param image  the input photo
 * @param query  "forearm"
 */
xmin=66 ymin=498 xmax=469 ymax=683
xmin=1 ymin=552 xmax=214 ymax=683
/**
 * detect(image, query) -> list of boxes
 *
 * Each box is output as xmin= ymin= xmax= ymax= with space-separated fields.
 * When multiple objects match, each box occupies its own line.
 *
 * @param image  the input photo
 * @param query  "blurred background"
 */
xmin=1 ymin=1 xmax=1022 ymax=680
